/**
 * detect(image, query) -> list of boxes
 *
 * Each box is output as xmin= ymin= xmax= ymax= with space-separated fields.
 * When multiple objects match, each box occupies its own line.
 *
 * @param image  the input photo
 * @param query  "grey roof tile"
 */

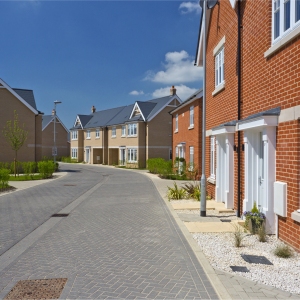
xmin=13 ymin=88 xmax=37 ymax=110
xmin=42 ymin=115 xmax=53 ymax=129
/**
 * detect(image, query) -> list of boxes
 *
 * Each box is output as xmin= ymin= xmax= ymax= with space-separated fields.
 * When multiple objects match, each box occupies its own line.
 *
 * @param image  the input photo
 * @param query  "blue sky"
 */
xmin=1 ymin=0 xmax=203 ymax=129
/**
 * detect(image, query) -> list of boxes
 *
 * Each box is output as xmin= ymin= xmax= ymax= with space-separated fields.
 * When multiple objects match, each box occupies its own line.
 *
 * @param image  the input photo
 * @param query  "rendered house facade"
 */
xmin=196 ymin=0 xmax=300 ymax=250
xmin=70 ymin=87 xmax=181 ymax=168
xmin=0 ymin=78 xmax=43 ymax=163
xmin=170 ymin=89 xmax=203 ymax=179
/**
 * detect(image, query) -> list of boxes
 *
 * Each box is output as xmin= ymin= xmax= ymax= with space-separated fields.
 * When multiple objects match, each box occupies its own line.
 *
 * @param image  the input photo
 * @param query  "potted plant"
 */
xmin=243 ymin=202 xmax=266 ymax=234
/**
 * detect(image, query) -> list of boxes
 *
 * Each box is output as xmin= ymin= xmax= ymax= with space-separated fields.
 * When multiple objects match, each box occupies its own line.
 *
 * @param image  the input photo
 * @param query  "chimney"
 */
xmin=170 ymin=85 xmax=176 ymax=95
xmin=52 ymin=109 xmax=55 ymax=116
xmin=91 ymin=105 xmax=96 ymax=113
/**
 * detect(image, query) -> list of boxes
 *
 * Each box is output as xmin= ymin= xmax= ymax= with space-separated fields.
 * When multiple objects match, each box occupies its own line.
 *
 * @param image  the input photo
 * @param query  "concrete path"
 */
xmin=0 ymin=164 xmax=219 ymax=299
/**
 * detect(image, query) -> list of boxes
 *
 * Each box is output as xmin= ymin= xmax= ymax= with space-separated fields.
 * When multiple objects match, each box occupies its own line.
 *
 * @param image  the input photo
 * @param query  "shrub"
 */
xmin=147 ymin=158 xmax=173 ymax=178
xmin=274 ymin=244 xmax=293 ymax=258
xmin=22 ymin=162 xmax=37 ymax=179
xmin=38 ymin=161 xmax=55 ymax=179
xmin=182 ymin=182 xmax=201 ymax=201
xmin=0 ymin=168 xmax=10 ymax=188
xmin=61 ymin=156 xmax=72 ymax=163
xmin=185 ymin=163 xmax=198 ymax=180
xmin=166 ymin=182 xmax=187 ymax=200
xmin=257 ymin=223 xmax=267 ymax=242
xmin=231 ymin=223 xmax=245 ymax=247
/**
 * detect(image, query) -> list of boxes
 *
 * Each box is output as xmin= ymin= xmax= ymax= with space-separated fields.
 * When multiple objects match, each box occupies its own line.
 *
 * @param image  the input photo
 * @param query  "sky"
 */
xmin=1 ymin=0 xmax=203 ymax=129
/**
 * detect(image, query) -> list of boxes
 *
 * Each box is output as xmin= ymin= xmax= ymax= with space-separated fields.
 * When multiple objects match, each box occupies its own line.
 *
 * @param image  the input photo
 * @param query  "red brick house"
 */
xmin=196 ymin=0 xmax=300 ymax=250
xmin=170 ymin=89 xmax=202 ymax=179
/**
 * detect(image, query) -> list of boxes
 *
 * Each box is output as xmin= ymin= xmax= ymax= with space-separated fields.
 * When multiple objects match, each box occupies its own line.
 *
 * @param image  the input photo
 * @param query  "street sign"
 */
xmin=52 ymin=147 xmax=57 ymax=156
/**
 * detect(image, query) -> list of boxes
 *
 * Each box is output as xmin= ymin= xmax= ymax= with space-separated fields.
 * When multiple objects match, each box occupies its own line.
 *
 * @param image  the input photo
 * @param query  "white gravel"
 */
xmin=193 ymin=232 xmax=300 ymax=295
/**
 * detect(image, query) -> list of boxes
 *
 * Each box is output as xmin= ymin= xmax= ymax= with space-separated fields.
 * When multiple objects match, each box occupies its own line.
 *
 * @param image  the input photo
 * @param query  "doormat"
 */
xmin=5 ymin=278 xmax=67 ymax=300
xmin=230 ymin=266 xmax=249 ymax=272
xmin=241 ymin=254 xmax=273 ymax=265
xmin=51 ymin=214 xmax=69 ymax=217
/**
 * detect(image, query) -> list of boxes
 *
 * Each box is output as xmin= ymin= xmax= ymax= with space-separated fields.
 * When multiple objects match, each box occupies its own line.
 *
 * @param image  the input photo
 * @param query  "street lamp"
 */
xmin=53 ymin=100 xmax=62 ymax=164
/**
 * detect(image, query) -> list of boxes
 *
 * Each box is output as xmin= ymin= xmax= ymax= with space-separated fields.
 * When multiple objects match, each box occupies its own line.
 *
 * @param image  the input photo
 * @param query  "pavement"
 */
xmin=0 ymin=164 xmax=299 ymax=299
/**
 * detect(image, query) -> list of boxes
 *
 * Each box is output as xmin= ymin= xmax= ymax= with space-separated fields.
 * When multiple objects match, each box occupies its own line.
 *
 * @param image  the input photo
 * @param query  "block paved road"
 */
xmin=0 ymin=164 xmax=219 ymax=299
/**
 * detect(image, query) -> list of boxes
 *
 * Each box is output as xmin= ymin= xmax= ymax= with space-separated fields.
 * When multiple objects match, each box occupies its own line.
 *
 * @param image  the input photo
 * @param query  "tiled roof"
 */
xmin=13 ymin=89 xmax=37 ymax=110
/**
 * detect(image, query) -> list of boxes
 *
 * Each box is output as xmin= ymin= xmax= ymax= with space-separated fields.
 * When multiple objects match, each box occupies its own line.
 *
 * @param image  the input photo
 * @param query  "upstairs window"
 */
xmin=122 ymin=125 xmax=126 ymax=136
xmin=189 ymin=106 xmax=194 ymax=128
xmin=86 ymin=130 xmax=91 ymax=139
xmin=112 ymin=127 xmax=116 ymax=137
xmin=273 ymin=0 xmax=300 ymax=42
xmin=95 ymin=129 xmax=100 ymax=138
xmin=215 ymin=47 xmax=224 ymax=87
xmin=128 ymin=123 xmax=137 ymax=136
xmin=71 ymin=130 xmax=78 ymax=140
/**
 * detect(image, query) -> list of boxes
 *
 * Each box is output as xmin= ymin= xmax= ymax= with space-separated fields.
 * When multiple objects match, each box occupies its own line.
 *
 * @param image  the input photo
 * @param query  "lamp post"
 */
xmin=53 ymin=100 xmax=62 ymax=164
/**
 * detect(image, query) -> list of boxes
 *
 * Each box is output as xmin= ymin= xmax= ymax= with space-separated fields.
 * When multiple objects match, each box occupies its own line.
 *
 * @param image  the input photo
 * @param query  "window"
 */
xmin=95 ymin=129 xmax=100 ymax=138
xmin=86 ymin=130 xmax=91 ymax=139
xmin=210 ymin=137 xmax=215 ymax=178
xmin=175 ymin=146 xmax=179 ymax=158
xmin=128 ymin=123 xmax=137 ymax=136
xmin=121 ymin=125 xmax=126 ymax=137
xmin=215 ymin=47 xmax=224 ymax=87
xmin=71 ymin=130 xmax=78 ymax=140
xmin=189 ymin=106 xmax=194 ymax=128
xmin=112 ymin=127 xmax=116 ymax=137
xmin=189 ymin=146 xmax=194 ymax=170
xmin=175 ymin=114 xmax=178 ymax=132
xmin=273 ymin=0 xmax=300 ymax=42
xmin=127 ymin=148 xmax=137 ymax=163
xmin=71 ymin=148 xmax=78 ymax=159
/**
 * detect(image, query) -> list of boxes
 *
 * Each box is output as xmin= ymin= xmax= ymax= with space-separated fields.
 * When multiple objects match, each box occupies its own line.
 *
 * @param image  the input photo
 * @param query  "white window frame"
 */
xmin=189 ymin=106 xmax=194 ymax=129
xmin=112 ymin=126 xmax=116 ymax=138
xmin=272 ymin=0 xmax=300 ymax=43
xmin=121 ymin=125 xmax=126 ymax=137
xmin=189 ymin=146 xmax=194 ymax=170
xmin=71 ymin=130 xmax=78 ymax=140
xmin=175 ymin=114 xmax=178 ymax=132
xmin=210 ymin=136 xmax=215 ymax=179
xmin=127 ymin=148 xmax=137 ymax=163
xmin=71 ymin=148 xmax=78 ymax=159
xmin=127 ymin=123 xmax=137 ymax=137
xmin=86 ymin=130 xmax=91 ymax=139
xmin=215 ymin=47 xmax=224 ymax=88
xmin=95 ymin=128 xmax=100 ymax=138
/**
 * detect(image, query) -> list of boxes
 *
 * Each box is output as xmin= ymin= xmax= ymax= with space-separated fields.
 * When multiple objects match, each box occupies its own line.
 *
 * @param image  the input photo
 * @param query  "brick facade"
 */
xmin=200 ymin=0 xmax=300 ymax=250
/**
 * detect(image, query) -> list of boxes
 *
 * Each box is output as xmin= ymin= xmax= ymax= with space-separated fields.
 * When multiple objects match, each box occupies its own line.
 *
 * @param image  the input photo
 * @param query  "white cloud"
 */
xmin=152 ymin=84 xmax=198 ymax=101
xmin=129 ymin=90 xmax=144 ymax=96
xmin=144 ymin=50 xmax=202 ymax=84
xmin=179 ymin=2 xmax=201 ymax=14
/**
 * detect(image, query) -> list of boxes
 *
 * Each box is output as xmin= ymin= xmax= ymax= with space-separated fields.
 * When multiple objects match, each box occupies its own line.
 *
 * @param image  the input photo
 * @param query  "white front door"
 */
xmin=85 ymin=148 xmax=90 ymax=163
xmin=120 ymin=148 xmax=126 ymax=165
xmin=258 ymin=132 xmax=264 ymax=210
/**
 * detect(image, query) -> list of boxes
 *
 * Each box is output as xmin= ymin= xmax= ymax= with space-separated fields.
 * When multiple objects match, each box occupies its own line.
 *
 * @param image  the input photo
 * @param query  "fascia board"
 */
xmin=147 ymin=95 xmax=182 ymax=122
xmin=42 ymin=117 xmax=54 ymax=131
xmin=42 ymin=116 xmax=69 ymax=133
xmin=0 ymin=78 xmax=38 ymax=115
xmin=229 ymin=0 xmax=238 ymax=9
xmin=237 ymin=116 xmax=278 ymax=131
xmin=129 ymin=102 xmax=145 ymax=121
xmin=212 ymin=126 xmax=235 ymax=135
xmin=169 ymin=91 xmax=203 ymax=115
xmin=73 ymin=116 xmax=83 ymax=129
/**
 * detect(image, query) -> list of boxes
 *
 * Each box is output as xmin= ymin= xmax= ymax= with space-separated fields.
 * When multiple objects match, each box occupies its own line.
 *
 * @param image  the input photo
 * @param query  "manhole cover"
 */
xmin=241 ymin=254 xmax=273 ymax=265
xmin=220 ymin=219 xmax=231 ymax=222
xmin=230 ymin=266 xmax=249 ymax=272
xmin=51 ymin=213 xmax=69 ymax=217
xmin=63 ymin=184 xmax=76 ymax=186
xmin=4 ymin=278 xmax=67 ymax=299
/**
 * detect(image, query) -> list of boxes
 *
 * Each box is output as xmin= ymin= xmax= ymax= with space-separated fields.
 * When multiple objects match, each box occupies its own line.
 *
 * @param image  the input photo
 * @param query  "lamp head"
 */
xmin=54 ymin=100 xmax=62 ymax=105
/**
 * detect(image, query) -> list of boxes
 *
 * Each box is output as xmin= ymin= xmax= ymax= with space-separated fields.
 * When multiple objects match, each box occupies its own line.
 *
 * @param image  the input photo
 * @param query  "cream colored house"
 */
xmin=42 ymin=113 xmax=69 ymax=159
xmin=70 ymin=86 xmax=181 ymax=167
xmin=0 ymin=78 xmax=43 ymax=163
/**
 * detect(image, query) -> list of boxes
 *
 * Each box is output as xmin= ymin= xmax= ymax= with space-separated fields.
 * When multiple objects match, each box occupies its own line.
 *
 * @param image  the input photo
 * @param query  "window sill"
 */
xmin=265 ymin=26 xmax=300 ymax=58
xmin=127 ymin=135 xmax=137 ymax=138
xmin=174 ymin=129 xmax=178 ymax=133
xmin=188 ymin=125 xmax=194 ymax=130
xmin=291 ymin=210 xmax=300 ymax=223
xmin=212 ymin=82 xmax=225 ymax=96
xmin=207 ymin=177 xmax=216 ymax=184
xmin=95 ymin=137 xmax=100 ymax=139
xmin=71 ymin=139 xmax=78 ymax=141
xmin=86 ymin=138 xmax=91 ymax=140
xmin=111 ymin=136 xmax=116 ymax=138
xmin=121 ymin=135 xmax=126 ymax=138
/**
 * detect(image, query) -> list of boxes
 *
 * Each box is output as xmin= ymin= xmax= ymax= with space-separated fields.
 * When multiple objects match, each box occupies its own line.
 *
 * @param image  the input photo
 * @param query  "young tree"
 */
xmin=2 ymin=110 xmax=28 ymax=177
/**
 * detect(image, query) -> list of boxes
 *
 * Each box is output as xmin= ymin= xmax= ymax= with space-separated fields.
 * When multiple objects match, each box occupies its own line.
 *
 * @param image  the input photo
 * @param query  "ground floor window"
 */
xmin=189 ymin=146 xmax=194 ymax=169
xmin=71 ymin=148 xmax=78 ymax=159
xmin=210 ymin=136 xmax=215 ymax=179
xmin=127 ymin=148 xmax=137 ymax=163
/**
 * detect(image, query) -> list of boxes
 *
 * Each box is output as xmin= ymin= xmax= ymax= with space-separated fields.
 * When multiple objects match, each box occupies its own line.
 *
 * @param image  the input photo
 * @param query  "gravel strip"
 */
xmin=193 ymin=232 xmax=300 ymax=294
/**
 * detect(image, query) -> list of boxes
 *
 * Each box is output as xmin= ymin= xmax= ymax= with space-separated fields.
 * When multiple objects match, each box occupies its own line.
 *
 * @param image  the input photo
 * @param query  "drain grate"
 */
xmin=230 ymin=266 xmax=249 ymax=272
xmin=51 ymin=213 xmax=69 ymax=217
xmin=4 ymin=278 xmax=67 ymax=299
xmin=220 ymin=219 xmax=231 ymax=222
xmin=241 ymin=254 xmax=273 ymax=265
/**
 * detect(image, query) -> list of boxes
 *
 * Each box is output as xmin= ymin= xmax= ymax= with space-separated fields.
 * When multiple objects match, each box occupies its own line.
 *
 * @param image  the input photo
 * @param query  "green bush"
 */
xmin=166 ymin=182 xmax=187 ymax=200
xmin=38 ymin=161 xmax=55 ymax=179
xmin=0 ymin=168 xmax=10 ymax=188
xmin=22 ymin=162 xmax=37 ymax=179
xmin=274 ymin=244 xmax=293 ymax=258
xmin=147 ymin=158 xmax=173 ymax=178
xmin=0 ymin=162 xmax=14 ymax=174
xmin=182 ymin=182 xmax=201 ymax=201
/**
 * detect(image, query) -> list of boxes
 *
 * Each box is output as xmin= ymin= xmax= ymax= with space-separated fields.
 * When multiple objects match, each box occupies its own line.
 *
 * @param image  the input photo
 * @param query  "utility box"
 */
xmin=274 ymin=181 xmax=287 ymax=217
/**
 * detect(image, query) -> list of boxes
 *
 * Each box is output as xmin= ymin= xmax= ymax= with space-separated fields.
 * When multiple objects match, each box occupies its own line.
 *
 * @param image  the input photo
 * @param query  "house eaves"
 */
xmin=42 ymin=115 xmax=69 ymax=133
xmin=0 ymin=78 xmax=39 ymax=114
xmin=129 ymin=102 xmax=146 ymax=121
